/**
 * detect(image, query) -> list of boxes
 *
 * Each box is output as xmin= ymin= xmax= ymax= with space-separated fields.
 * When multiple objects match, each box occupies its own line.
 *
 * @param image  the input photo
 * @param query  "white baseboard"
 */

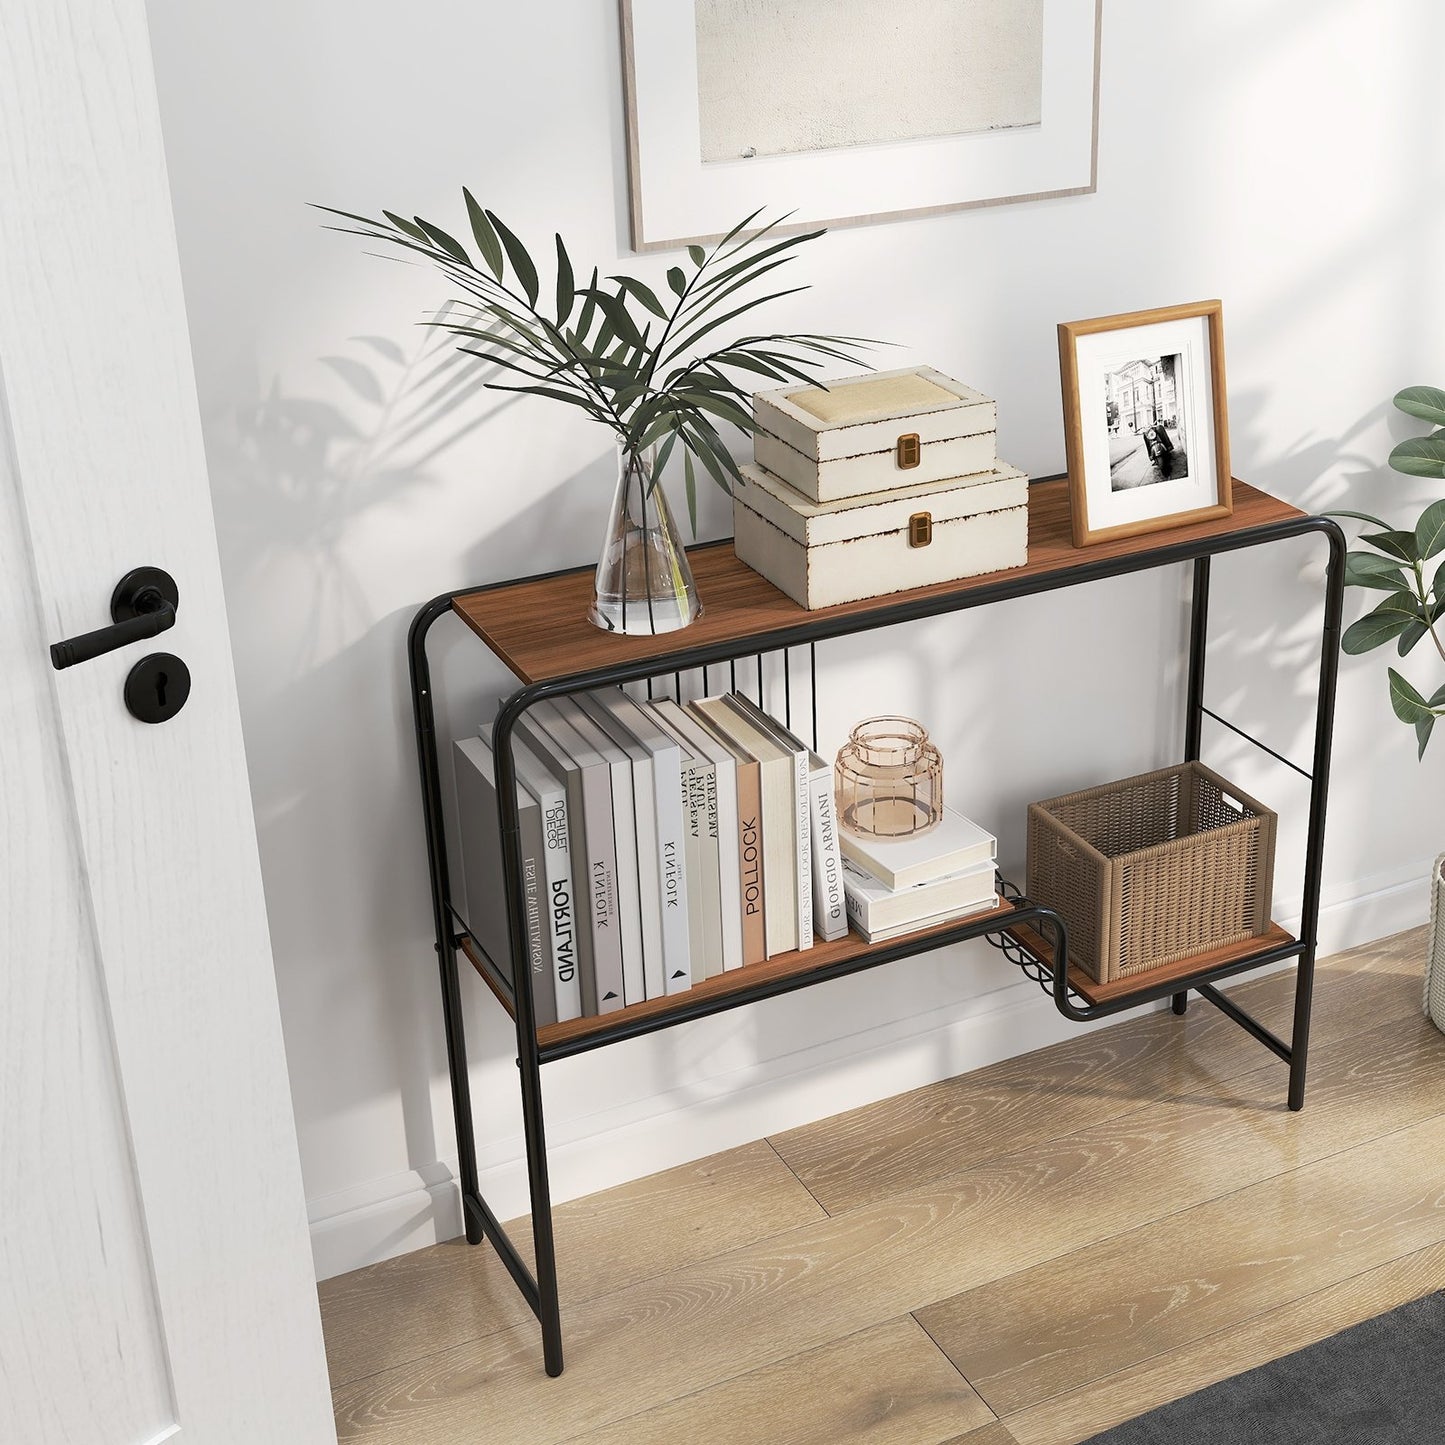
xmin=310 ymin=862 xmax=1431 ymax=1280
xmin=307 ymin=1161 xmax=461 ymax=1282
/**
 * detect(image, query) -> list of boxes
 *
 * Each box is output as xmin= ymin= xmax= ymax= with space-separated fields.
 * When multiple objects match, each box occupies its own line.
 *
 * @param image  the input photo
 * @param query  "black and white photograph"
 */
xmin=1104 ymin=353 xmax=1190 ymax=490
xmin=1059 ymin=301 xmax=1232 ymax=545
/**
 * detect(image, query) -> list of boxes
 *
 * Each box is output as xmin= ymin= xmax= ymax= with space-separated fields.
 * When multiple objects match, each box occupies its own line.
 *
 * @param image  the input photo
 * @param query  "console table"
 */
xmin=407 ymin=475 xmax=1344 ymax=1376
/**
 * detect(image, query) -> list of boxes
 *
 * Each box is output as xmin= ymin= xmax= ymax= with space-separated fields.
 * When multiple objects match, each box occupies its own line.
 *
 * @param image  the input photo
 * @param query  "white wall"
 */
xmin=146 ymin=0 xmax=1445 ymax=1279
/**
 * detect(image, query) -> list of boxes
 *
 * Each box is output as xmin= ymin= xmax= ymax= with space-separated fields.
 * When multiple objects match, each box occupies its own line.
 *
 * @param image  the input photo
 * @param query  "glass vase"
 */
xmin=589 ymin=440 xmax=702 ymax=635
xmin=835 ymin=716 xmax=944 ymax=838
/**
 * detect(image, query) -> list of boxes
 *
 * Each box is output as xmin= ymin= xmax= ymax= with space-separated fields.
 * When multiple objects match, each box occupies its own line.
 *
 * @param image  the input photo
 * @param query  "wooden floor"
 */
xmin=320 ymin=928 xmax=1445 ymax=1444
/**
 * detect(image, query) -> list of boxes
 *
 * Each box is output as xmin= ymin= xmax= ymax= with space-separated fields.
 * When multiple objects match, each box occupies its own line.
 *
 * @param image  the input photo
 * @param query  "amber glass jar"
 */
xmin=835 ymin=716 xmax=943 ymax=838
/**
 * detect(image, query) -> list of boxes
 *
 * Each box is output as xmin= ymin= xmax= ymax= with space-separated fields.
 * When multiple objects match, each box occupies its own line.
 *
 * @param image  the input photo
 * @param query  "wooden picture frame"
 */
xmin=1058 ymin=300 xmax=1232 ymax=548
xmin=619 ymin=0 xmax=1103 ymax=253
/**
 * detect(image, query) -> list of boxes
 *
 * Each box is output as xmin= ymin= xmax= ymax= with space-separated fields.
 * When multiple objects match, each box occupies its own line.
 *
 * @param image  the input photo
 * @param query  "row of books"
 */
xmin=456 ymin=688 xmax=1006 ymax=1025
xmin=455 ymin=689 xmax=852 ymax=1025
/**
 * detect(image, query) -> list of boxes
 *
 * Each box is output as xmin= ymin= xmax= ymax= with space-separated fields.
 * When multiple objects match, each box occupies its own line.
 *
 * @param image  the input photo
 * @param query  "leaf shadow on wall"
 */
xmin=205 ymin=304 xmax=657 ymax=1231
xmin=212 ymin=323 xmax=496 ymax=673
xmin=202 ymin=319 xmax=548 ymax=1217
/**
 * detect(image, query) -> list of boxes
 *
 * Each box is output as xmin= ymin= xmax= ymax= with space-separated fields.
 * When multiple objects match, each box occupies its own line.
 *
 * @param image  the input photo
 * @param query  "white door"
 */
xmin=0 ymin=1 xmax=335 ymax=1441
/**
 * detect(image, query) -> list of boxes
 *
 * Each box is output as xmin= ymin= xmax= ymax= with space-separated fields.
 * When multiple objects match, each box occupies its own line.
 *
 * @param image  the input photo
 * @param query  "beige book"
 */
xmin=689 ymin=706 xmax=766 ymax=966
xmin=692 ymin=695 xmax=799 ymax=957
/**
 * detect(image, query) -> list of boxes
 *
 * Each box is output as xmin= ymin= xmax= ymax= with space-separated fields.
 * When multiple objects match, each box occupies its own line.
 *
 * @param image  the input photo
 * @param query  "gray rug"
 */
xmin=1081 ymin=1292 xmax=1445 ymax=1444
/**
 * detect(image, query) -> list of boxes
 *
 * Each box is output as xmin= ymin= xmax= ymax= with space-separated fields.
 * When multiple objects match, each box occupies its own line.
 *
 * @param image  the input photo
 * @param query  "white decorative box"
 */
xmin=733 ymin=460 xmax=1029 ymax=610
xmin=752 ymin=367 xmax=997 ymax=503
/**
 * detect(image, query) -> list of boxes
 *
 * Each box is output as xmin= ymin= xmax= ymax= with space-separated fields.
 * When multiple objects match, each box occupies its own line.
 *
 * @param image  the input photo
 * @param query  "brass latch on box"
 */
xmin=908 ymin=511 xmax=932 ymax=547
xmin=896 ymin=432 xmax=921 ymax=469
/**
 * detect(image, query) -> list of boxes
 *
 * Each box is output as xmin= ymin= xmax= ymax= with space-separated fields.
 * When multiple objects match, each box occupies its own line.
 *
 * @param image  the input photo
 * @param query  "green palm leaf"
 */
xmin=322 ymin=195 xmax=877 ymax=505
xmin=486 ymin=210 xmax=539 ymax=307
xmin=611 ymin=275 xmax=668 ymax=319
xmin=383 ymin=210 xmax=429 ymax=242
xmin=683 ymin=451 xmax=698 ymax=535
xmin=463 ymin=190 xmax=505 ymax=278
xmin=414 ymin=218 xmax=472 ymax=267
xmin=554 ymin=235 xmax=576 ymax=325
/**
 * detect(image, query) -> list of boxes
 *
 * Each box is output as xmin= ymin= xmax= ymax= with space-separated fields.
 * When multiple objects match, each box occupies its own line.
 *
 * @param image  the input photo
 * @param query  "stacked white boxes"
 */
xmin=733 ymin=367 xmax=1029 ymax=609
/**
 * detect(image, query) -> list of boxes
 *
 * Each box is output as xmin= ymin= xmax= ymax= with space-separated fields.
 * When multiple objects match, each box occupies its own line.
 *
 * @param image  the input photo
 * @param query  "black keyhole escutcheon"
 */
xmin=125 ymin=652 xmax=191 ymax=724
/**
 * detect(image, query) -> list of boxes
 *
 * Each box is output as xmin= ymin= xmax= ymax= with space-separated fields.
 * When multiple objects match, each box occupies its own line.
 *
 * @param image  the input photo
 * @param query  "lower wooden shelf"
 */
xmin=460 ymin=902 xmax=1298 ymax=1054
xmin=461 ymin=897 xmax=1019 ymax=1051
xmin=1004 ymin=919 xmax=1298 ymax=1006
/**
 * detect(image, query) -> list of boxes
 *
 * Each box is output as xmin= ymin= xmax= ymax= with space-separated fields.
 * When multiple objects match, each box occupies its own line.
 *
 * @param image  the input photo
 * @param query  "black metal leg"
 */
xmin=514 ymin=1024 xmax=563 ymax=1373
xmin=1289 ymin=520 xmax=1346 ymax=1110
xmin=1171 ymin=557 xmax=1212 ymax=1025
xmin=1184 ymin=555 xmax=1210 ymax=763
xmin=1287 ymin=952 xmax=1315 ymax=1111
xmin=409 ymin=597 xmax=485 ymax=1243
xmin=495 ymin=694 xmax=565 ymax=1375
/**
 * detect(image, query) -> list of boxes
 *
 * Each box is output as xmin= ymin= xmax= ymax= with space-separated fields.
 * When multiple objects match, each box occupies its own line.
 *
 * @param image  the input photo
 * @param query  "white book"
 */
xmin=723 ymin=694 xmax=814 ymax=951
xmin=591 ymin=691 xmax=693 ymax=993
xmin=650 ymin=701 xmax=724 ymax=980
xmin=578 ymin=691 xmax=665 ymax=1001
xmin=523 ymin=703 xmax=625 ymax=1015
xmin=850 ymin=893 xmax=1000 ymax=944
xmin=839 ymin=805 xmax=998 ymax=892
xmin=689 ymin=707 xmax=768 ymax=966
xmin=842 ymin=854 xmax=998 ymax=936
xmin=552 ymin=697 xmax=646 ymax=1009
xmin=692 ymin=695 xmax=798 ymax=956
xmin=805 ymin=753 xmax=848 ymax=942
xmin=506 ymin=730 xmax=583 ymax=1022
xmin=513 ymin=712 xmax=598 ymax=1016
xmin=658 ymin=700 xmax=744 ymax=972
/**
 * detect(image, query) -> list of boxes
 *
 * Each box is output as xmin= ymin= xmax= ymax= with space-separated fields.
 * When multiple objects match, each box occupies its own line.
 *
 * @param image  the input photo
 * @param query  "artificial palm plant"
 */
xmin=320 ymin=195 xmax=869 ymax=633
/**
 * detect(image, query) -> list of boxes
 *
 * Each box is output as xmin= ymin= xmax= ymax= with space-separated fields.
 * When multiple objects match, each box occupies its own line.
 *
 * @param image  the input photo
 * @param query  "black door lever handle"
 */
xmin=51 ymin=566 xmax=179 ymax=671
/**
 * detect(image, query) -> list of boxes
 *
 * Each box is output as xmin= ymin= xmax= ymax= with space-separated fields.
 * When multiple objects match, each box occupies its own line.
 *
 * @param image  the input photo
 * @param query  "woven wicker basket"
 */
xmin=1027 ymin=762 xmax=1277 ymax=985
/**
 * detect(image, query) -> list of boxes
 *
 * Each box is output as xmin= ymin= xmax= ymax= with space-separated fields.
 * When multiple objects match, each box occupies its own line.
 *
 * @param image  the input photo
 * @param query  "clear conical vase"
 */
xmin=588 ymin=440 xmax=702 ymax=635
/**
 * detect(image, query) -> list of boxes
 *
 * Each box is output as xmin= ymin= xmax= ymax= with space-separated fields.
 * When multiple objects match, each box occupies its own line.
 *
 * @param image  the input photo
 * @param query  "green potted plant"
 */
xmin=1334 ymin=385 xmax=1445 ymax=753
xmin=320 ymin=196 xmax=868 ymax=635
xmin=1332 ymin=383 xmax=1445 ymax=1035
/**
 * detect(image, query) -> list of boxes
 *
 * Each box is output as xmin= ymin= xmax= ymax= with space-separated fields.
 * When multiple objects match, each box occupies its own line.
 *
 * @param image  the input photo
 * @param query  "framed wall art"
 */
xmin=1058 ymin=300 xmax=1233 ymax=548
xmin=619 ymin=0 xmax=1103 ymax=253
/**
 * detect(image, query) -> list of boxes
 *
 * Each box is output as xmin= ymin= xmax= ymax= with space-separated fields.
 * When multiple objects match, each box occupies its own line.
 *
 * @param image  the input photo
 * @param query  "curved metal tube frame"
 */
xmin=407 ymin=508 xmax=1345 ymax=1377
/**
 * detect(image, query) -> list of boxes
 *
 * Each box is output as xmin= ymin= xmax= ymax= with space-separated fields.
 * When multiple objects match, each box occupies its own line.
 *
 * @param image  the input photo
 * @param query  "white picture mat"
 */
xmin=624 ymin=0 xmax=1100 ymax=251
xmin=1076 ymin=315 xmax=1220 ymax=531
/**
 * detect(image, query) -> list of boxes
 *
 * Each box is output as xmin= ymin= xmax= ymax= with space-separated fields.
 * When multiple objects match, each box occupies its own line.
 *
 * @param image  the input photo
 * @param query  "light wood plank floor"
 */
xmin=320 ymin=928 xmax=1445 ymax=1444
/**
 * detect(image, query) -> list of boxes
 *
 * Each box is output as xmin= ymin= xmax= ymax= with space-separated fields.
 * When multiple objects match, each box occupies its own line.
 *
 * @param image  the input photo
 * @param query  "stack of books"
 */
xmin=838 ymin=807 xmax=999 ymax=943
xmin=452 ymin=689 xmax=851 ymax=1024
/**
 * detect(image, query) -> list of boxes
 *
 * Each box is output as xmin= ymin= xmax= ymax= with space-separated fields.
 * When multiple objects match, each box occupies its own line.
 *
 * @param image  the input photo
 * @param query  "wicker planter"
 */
xmin=1425 ymin=854 xmax=1445 ymax=1035
xmin=1027 ymin=761 xmax=1277 ymax=985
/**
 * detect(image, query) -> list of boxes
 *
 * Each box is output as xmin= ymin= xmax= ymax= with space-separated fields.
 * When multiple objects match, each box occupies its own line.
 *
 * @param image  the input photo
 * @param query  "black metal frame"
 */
xmin=407 ymin=508 xmax=1345 ymax=1377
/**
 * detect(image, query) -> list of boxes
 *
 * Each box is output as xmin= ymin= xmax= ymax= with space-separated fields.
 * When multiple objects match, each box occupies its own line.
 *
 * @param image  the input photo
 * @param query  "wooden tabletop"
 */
xmin=452 ymin=477 xmax=1309 ymax=685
